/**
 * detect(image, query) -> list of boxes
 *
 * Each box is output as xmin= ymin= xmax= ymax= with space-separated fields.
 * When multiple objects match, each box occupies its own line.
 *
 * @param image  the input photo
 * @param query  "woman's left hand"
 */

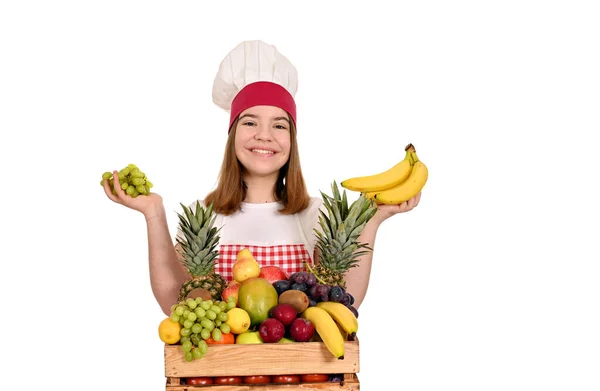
xmin=373 ymin=192 xmax=422 ymax=223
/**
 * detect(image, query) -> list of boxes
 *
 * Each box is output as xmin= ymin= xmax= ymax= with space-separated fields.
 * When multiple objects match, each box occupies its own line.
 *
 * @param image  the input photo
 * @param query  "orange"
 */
xmin=206 ymin=332 xmax=235 ymax=344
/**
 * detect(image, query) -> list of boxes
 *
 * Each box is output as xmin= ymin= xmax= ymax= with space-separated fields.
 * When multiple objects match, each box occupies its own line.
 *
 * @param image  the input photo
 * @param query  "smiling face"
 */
xmin=234 ymin=105 xmax=292 ymax=179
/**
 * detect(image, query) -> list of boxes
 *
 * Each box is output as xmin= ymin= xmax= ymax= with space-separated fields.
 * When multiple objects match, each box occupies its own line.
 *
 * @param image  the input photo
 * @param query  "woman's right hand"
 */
xmin=102 ymin=170 xmax=164 ymax=219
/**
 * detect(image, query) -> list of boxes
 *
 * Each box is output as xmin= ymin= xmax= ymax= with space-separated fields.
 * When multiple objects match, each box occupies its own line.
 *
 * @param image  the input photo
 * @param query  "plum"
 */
xmin=270 ymin=303 xmax=298 ymax=327
xmin=329 ymin=286 xmax=345 ymax=303
xmin=291 ymin=282 xmax=308 ymax=292
xmin=259 ymin=318 xmax=286 ymax=343
xmin=289 ymin=318 xmax=315 ymax=342
xmin=273 ymin=280 xmax=291 ymax=295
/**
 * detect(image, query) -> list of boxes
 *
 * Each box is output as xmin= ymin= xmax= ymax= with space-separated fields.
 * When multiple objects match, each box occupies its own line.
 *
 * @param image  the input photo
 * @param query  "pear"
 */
xmin=232 ymin=248 xmax=261 ymax=283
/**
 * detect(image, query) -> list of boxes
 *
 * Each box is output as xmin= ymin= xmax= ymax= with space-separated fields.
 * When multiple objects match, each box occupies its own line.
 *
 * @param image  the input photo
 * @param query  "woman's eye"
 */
xmin=275 ymin=124 xmax=287 ymax=130
xmin=243 ymin=121 xmax=256 ymax=126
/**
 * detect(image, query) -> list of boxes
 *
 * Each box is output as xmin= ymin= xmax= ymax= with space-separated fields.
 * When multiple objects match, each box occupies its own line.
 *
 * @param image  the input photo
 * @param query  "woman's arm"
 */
xmin=145 ymin=205 xmax=190 ymax=315
xmin=102 ymin=176 xmax=190 ymax=315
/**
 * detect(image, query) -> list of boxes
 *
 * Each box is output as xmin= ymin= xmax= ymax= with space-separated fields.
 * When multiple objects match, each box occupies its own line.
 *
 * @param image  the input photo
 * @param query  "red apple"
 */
xmin=221 ymin=280 xmax=240 ymax=304
xmin=270 ymin=303 xmax=298 ymax=327
xmin=259 ymin=266 xmax=289 ymax=284
xmin=259 ymin=318 xmax=285 ymax=343
xmin=289 ymin=318 xmax=315 ymax=342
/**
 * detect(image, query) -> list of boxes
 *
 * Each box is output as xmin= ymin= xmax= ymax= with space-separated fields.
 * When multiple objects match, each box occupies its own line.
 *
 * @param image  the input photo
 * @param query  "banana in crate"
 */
xmin=301 ymin=302 xmax=359 ymax=360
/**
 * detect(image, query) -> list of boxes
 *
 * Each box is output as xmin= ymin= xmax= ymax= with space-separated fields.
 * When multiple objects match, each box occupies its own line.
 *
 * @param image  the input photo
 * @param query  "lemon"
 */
xmin=225 ymin=308 xmax=251 ymax=334
xmin=158 ymin=317 xmax=182 ymax=344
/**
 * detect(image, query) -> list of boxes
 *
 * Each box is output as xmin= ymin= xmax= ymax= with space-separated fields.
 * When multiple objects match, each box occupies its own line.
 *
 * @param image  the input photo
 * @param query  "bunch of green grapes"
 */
xmin=169 ymin=297 xmax=236 ymax=362
xmin=100 ymin=163 xmax=153 ymax=198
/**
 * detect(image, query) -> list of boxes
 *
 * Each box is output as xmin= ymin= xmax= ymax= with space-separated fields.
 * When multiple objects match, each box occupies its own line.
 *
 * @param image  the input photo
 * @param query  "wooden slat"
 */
xmin=166 ymin=377 xmax=180 ymax=385
xmin=166 ymin=376 xmax=359 ymax=391
xmin=166 ymin=384 xmax=359 ymax=391
xmin=164 ymin=341 xmax=359 ymax=377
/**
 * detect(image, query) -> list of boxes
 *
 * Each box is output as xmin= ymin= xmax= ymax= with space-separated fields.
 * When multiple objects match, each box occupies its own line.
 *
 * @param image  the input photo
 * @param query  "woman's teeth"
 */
xmin=251 ymin=149 xmax=274 ymax=155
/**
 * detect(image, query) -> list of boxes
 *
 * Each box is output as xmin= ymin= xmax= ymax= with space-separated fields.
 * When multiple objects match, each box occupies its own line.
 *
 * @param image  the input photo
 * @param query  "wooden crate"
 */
xmin=164 ymin=339 xmax=360 ymax=390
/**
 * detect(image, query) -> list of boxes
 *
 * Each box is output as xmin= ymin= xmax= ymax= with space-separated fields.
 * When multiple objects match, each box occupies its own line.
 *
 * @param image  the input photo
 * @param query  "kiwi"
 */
xmin=187 ymin=288 xmax=213 ymax=301
xmin=278 ymin=290 xmax=309 ymax=313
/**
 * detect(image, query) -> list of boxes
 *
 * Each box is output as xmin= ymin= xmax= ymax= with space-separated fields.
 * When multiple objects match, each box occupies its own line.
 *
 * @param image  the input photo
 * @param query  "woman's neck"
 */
xmin=243 ymin=174 xmax=279 ymax=203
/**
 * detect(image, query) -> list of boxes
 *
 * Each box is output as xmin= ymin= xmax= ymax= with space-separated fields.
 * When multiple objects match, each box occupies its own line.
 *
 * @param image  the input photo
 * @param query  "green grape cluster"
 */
xmin=100 ymin=163 xmax=153 ymax=198
xmin=169 ymin=296 xmax=237 ymax=362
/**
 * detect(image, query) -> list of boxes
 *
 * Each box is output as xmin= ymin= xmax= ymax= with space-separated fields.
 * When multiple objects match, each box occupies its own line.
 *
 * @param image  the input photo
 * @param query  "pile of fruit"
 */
xmin=159 ymin=248 xmax=358 ymax=360
xmin=220 ymin=249 xmax=358 ymax=357
xmin=155 ymin=179 xmax=387 ymax=384
xmin=274 ymin=270 xmax=358 ymax=318
xmin=158 ymin=247 xmax=360 ymax=385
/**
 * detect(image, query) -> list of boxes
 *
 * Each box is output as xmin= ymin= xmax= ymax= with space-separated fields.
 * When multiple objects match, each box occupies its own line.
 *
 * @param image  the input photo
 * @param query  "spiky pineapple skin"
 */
xmin=178 ymin=273 xmax=227 ymax=302
xmin=312 ymin=263 xmax=347 ymax=289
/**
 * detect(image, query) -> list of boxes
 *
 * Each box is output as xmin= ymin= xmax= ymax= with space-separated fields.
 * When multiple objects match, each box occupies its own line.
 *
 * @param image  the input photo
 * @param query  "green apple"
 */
xmin=278 ymin=337 xmax=294 ymax=344
xmin=235 ymin=331 xmax=263 ymax=344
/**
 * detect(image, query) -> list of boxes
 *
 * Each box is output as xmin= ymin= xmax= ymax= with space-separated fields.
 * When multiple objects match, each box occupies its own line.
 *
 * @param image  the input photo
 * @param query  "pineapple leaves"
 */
xmin=315 ymin=182 xmax=381 ymax=275
xmin=197 ymin=227 xmax=208 ymax=249
xmin=180 ymin=203 xmax=201 ymax=234
xmin=176 ymin=201 xmax=222 ymax=275
xmin=317 ymin=211 xmax=334 ymax=240
xmin=344 ymin=197 xmax=364 ymax=232
xmin=337 ymin=222 xmax=347 ymax=246
xmin=319 ymin=191 xmax=338 ymax=236
xmin=355 ymin=203 xmax=378 ymax=228
xmin=341 ymin=186 xmax=349 ymax=221
xmin=322 ymin=191 xmax=343 ymax=235
xmin=204 ymin=202 xmax=215 ymax=225
xmin=194 ymin=201 xmax=205 ymax=228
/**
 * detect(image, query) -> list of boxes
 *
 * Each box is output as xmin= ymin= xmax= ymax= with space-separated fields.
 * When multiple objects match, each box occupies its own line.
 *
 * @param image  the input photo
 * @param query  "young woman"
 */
xmin=102 ymin=41 xmax=421 ymax=316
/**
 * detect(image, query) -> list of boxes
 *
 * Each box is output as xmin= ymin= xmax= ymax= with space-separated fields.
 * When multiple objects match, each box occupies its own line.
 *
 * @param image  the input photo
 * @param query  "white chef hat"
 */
xmin=212 ymin=40 xmax=299 ymax=132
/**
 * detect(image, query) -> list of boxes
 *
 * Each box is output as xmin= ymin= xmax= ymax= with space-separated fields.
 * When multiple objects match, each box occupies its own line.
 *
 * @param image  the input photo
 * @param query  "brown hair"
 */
xmin=204 ymin=115 xmax=311 ymax=216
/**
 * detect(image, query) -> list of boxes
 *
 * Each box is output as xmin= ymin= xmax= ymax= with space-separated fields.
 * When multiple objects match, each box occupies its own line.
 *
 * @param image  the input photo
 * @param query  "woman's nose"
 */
xmin=254 ymin=124 xmax=273 ymax=140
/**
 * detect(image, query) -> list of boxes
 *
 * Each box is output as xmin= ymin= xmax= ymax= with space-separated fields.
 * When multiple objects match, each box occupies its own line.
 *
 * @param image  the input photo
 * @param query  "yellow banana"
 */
xmin=301 ymin=306 xmax=345 ymax=360
xmin=374 ymin=150 xmax=428 ymax=204
xmin=341 ymin=144 xmax=415 ymax=192
xmin=336 ymin=321 xmax=348 ymax=341
xmin=316 ymin=302 xmax=358 ymax=337
xmin=363 ymin=191 xmax=378 ymax=201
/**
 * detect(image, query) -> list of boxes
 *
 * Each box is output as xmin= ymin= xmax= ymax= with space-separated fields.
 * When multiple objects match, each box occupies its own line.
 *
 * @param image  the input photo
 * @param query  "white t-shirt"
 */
xmin=174 ymin=197 xmax=325 ymax=281
xmin=213 ymin=197 xmax=324 ymax=256
xmin=215 ymin=197 xmax=322 ymax=256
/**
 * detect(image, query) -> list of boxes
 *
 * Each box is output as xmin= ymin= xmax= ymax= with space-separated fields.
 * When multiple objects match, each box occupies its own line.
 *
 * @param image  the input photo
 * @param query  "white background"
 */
xmin=1 ymin=1 xmax=599 ymax=390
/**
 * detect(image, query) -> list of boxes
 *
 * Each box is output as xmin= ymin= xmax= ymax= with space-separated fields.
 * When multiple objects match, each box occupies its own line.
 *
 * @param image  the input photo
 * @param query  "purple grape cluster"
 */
xmin=272 ymin=271 xmax=359 ymax=318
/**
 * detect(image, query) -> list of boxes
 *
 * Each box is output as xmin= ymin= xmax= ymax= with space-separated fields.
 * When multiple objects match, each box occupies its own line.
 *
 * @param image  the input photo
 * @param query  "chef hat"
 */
xmin=212 ymin=40 xmax=298 ymax=131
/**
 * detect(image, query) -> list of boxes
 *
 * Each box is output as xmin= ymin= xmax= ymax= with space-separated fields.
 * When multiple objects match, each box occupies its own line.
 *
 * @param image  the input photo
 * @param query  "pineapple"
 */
xmin=175 ymin=202 xmax=227 ymax=301
xmin=308 ymin=181 xmax=379 ymax=289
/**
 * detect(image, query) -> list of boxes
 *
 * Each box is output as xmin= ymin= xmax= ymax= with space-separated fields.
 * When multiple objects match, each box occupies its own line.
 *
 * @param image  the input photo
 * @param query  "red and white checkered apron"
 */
xmin=216 ymin=244 xmax=312 ymax=283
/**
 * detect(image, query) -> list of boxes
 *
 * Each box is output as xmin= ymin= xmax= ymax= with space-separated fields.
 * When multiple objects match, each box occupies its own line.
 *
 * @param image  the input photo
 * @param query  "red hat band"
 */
xmin=229 ymin=81 xmax=297 ymax=132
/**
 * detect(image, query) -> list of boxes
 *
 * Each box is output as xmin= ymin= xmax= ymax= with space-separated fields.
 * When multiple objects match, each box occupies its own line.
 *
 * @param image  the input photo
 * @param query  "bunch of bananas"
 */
xmin=341 ymin=143 xmax=428 ymax=204
xmin=301 ymin=302 xmax=358 ymax=360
